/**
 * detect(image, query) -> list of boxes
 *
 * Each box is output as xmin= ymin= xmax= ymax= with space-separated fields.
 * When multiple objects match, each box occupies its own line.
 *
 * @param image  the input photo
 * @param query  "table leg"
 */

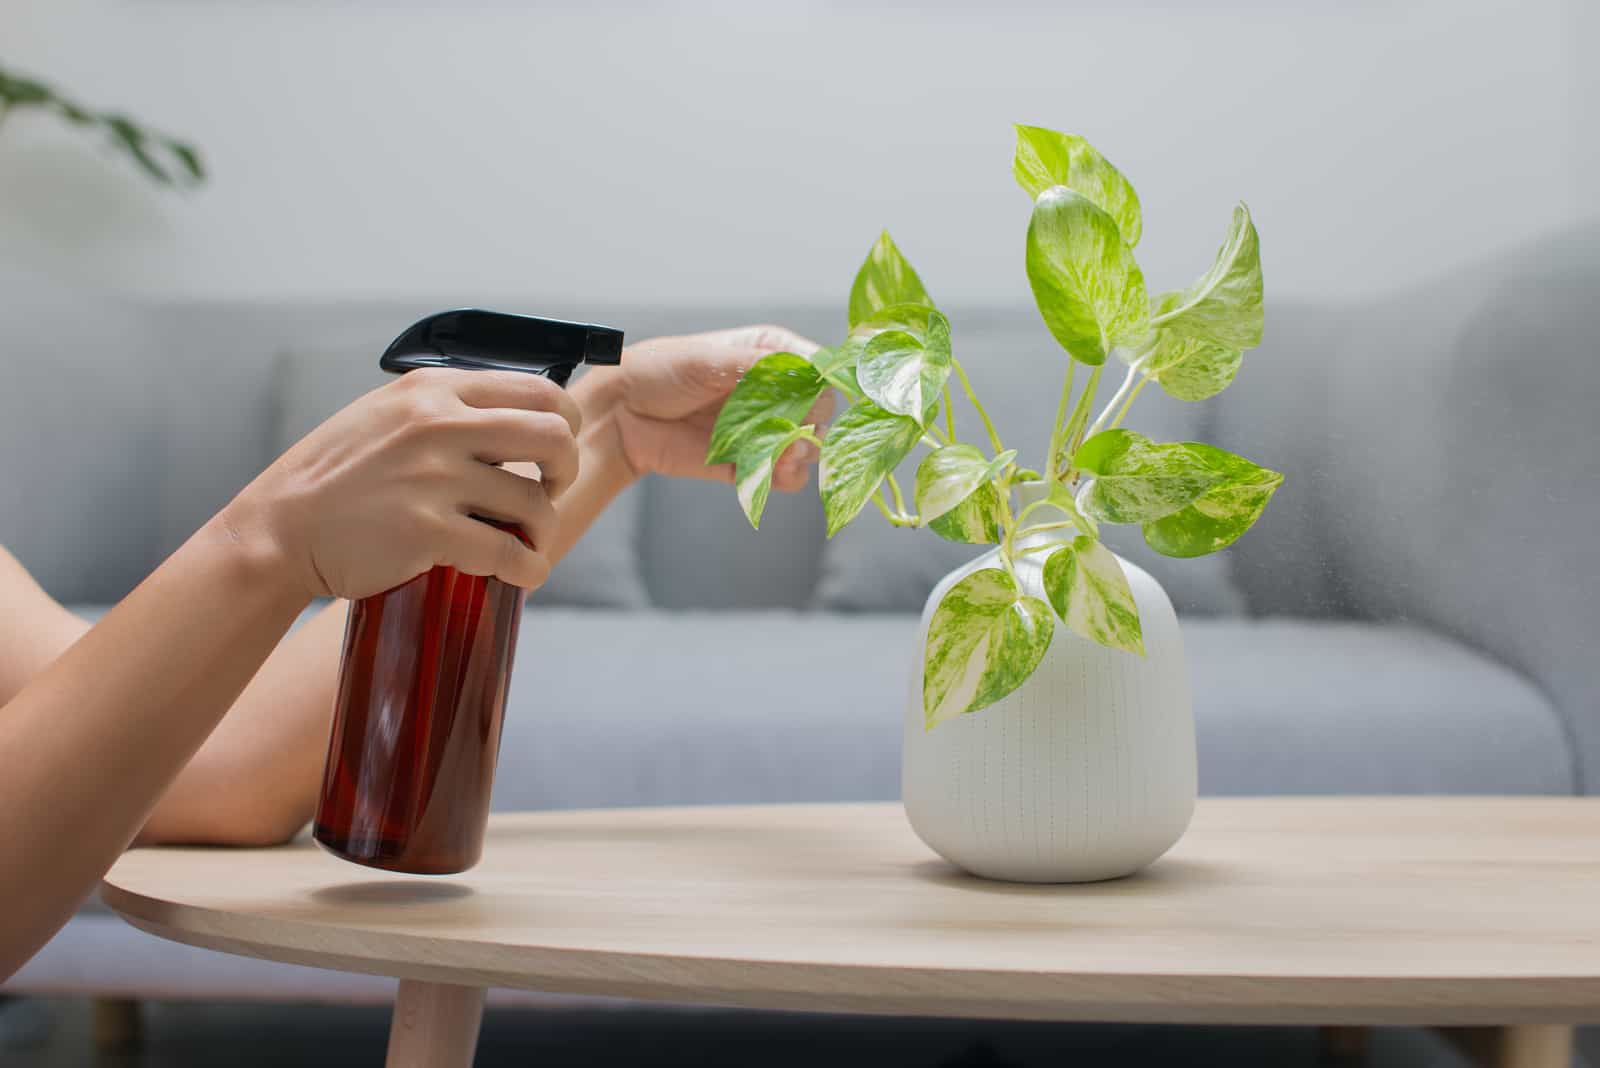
xmin=1491 ymin=1026 xmax=1573 ymax=1068
xmin=1438 ymin=1025 xmax=1574 ymax=1068
xmin=385 ymin=980 xmax=485 ymax=1068
xmin=1318 ymin=1025 xmax=1369 ymax=1062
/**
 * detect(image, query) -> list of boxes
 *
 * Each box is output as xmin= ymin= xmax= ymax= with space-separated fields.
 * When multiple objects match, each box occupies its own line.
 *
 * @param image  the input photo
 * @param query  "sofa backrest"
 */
xmin=1213 ymin=223 xmax=1600 ymax=791
xmin=6 ymin=234 xmax=1598 ymax=788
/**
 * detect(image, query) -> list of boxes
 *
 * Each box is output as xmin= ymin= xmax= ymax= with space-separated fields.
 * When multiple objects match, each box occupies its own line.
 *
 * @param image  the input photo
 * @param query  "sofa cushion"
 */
xmin=1184 ymin=619 xmax=1573 ymax=795
xmin=0 ymin=269 xmax=167 ymax=603
xmin=488 ymin=610 xmax=1572 ymax=811
xmin=274 ymin=344 xmax=649 ymax=609
xmin=814 ymin=309 xmax=1246 ymax=616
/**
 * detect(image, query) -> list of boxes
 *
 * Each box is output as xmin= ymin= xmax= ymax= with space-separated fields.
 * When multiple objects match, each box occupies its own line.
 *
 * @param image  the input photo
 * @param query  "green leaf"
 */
xmin=706 ymin=352 xmax=824 ymax=465
xmin=102 ymin=115 xmax=172 ymax=184
xmin=1025 ymin=187 xmax=1148 ymax=366
xmin=1074 ymin=429 xmax=1221 ymax=523
xmin=0 ymin=71 xmax=55 ymax=107
xmin=1135 ymin=330 xmax=1244 ymax=402
xmin=915 ymin=445 xmax=1016 ymax=523
xmin=809 ymin=343 xmax=861 ymax=396
xmin=857 ymin=309 xmax=953 ymax=424
xmin=1012 ymin=125 xmax=1143 ymax=246
xmin=848 ymin=232 xmax=932 ymax=330
xmin=929 ymin=483 xmax=1004 ymax=544
xmin=1141 ymin=443 xmax=1283 ymax=557
xmin=1042 ymin=536 xmax=1144 ymax=655
xmin=732 ymin=418 xmax=812 ymax=530
xmin=1152 ymin=202 xmax=1263 ymax=350
xmin=923 ymin=568 xmax=1055 ymax=728
xmin=167 ymin=140 xmax=206 ymax=182
xmin=851 ymin=301 xmax=939 ymax=340
xmin=818 ymin=400 xmax=923 ymax=537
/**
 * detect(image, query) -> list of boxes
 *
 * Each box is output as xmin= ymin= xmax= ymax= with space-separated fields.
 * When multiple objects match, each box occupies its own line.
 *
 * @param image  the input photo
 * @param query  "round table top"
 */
xmin=102 ymin=798 xmax=1600 ymax=1025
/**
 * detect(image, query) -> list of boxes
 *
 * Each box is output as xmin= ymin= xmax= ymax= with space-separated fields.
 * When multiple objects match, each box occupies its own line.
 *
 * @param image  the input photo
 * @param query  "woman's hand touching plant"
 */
xmin=705 ymin=124 xmax=1282 ymax=729
xmin=575 ymin=324 xmax=833 ymax=490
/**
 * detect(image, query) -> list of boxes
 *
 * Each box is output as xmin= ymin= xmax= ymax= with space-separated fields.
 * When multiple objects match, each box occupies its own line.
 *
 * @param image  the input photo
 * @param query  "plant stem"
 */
xmin=1043 ymin=359 xmax=1077 ymax=485
xmin=942 ymin=383 xmax=955 ymax=441
xmin=872 ymin=489 xmax=919 ymax=527
xmin=951 ymin=359 xmax=1004 ymax=455
xmin=1086 ymin=358 xmax=1146 ymax=441
xmin=1110 ymin=377 xmax=1148 ymax=430
xmin=1015 ymin=519 xmax=1077 ymax=539
xmin=818 ymin=369 xmax=860 ymax=399
xmin=1056 ymin=363 xmax=1104 ymax=478
xmin=885 ymin=472 xmax=910 ymax=517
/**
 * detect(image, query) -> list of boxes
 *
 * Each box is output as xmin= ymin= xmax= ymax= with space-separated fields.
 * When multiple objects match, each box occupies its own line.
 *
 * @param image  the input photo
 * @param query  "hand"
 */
xmin=576 ymin=324 xmax=834 ymax=491
xmin=226 ymin=368 xmax=582 ymax=599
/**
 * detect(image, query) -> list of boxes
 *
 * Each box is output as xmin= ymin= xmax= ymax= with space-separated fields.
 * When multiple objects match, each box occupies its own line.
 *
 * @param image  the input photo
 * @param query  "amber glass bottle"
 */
xmin=312 ymin=529 xmax=527 ymax=874
xmin=311 ymin=309 xmax=622 ymax=874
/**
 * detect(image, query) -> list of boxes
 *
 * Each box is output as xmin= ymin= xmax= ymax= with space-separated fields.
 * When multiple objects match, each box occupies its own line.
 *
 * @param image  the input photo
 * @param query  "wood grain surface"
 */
xmin=101 ymin=798 xmax=1600 ymax=1026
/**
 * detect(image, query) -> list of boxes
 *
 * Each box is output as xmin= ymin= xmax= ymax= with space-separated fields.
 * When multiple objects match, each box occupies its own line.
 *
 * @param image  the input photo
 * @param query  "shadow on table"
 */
xmin=906 ymin=856 xmax=1237 ymax=897
xmin=309 ymin=881 xmax=476 ymax=907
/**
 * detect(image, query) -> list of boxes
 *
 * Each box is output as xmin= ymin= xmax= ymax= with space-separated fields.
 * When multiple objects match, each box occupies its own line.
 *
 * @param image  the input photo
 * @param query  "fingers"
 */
xmin=441 ymin=513 xmax=552 ymax=590
xmin=618 ymin=325 xmax=824 ymax=420
xmin=425 ymin=368 xmax=583 ymax=435
xmin=772 ymin=438 xmax=819 ymax=492
xmin=715 ymin=323 xmax=822 ymax=359
xmin=458 ymin=409 xmax=580 ymax=498
xmin=459 ymin=465 xmax=561 ymax=554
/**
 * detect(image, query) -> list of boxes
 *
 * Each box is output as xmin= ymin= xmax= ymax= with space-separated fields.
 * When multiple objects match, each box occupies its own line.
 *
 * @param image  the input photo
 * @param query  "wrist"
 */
xmin=209 ymin=492 xmax=321 ymax=607
xmin=572 ymin=368 xmax=643 ymax=486
xmin=577 ymin=405 xmax=642 ymax=489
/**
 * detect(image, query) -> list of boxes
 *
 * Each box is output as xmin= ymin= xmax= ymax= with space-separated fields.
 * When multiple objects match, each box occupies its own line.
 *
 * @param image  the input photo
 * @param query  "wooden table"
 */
xmin=102 ymin=798 xmax=1600 ymax=1067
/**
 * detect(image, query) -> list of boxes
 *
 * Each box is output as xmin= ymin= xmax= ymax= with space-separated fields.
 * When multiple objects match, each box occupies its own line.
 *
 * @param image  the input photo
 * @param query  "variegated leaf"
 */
xmin=928 ymin=482 xmax=1004 ymax=544
xmin=1133 ymin=329 xmax=1244 ymax=402
xmin=1042 ymin=536 xmax=1144 ymax=654
xmin=1025 ymin=187 xmax=1149 ymax=366
xmin=1141 ymin=443 xmax=1283 ymax=557
xmin=706 ymin=352 xmax=824 ymax=466
xmin=1152 ymin=202 xmax=1263 ymax=350
xmin=731 ymin=417 xmax=812 ymax=529
xmin=818 ymin=400 xmax=923 ymax=537
xmin=923 ymin=568 xmax=1055 ymax=729
xmin=848 ymin=232 xmax=932 ymax=330
xmin=1073 ymin=429 xmax=1220 ymax=523
xmin=1012 ymin=124 xmax=1143 ymax=246
xmin=857 ymin=310 xmax=953 ymax=423
xmin=914 ymin=444 xmax=1016 ymax=523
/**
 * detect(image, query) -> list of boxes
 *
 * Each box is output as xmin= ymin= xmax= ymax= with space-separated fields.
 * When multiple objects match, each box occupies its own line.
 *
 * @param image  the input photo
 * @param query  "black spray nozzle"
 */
xmin=380 ymin=309 xmax=624 ymax=388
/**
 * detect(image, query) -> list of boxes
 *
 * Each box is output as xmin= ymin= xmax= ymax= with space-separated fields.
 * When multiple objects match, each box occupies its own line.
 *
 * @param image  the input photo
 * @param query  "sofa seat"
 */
xmin=497 ymin=610 xmax=1574 ymax=808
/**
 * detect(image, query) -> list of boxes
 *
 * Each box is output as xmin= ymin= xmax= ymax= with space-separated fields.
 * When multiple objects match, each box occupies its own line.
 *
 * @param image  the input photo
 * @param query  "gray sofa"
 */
xmin=3 ymin=226 xmax=1597 ymax=1028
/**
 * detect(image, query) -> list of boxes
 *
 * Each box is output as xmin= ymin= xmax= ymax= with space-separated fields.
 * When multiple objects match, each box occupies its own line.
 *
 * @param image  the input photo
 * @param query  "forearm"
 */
xmin=0 ymin=511 xmax=309 ymax=978
xmin=138 ymin=600 xmax=347 ymax=847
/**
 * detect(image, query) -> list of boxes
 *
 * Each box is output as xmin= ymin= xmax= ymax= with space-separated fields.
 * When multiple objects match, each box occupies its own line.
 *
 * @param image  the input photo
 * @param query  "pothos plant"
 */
xmin=708 ymin=125 xmax=1281 ymax=730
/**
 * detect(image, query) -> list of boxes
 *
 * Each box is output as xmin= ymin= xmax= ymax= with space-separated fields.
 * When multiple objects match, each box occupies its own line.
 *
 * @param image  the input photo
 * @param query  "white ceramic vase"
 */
xmin=901 ymin=490 xmax=1196 ymax=883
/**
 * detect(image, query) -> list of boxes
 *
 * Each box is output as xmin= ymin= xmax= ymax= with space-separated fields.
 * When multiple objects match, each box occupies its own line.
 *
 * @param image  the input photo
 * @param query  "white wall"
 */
xmin=0 ymin=0 xmax=1589 ymax=310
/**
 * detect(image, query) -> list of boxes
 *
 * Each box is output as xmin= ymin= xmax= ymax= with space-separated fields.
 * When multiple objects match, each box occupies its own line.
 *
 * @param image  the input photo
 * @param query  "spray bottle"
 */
xmin=313 ymin=309 xmax=623 ymax=874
